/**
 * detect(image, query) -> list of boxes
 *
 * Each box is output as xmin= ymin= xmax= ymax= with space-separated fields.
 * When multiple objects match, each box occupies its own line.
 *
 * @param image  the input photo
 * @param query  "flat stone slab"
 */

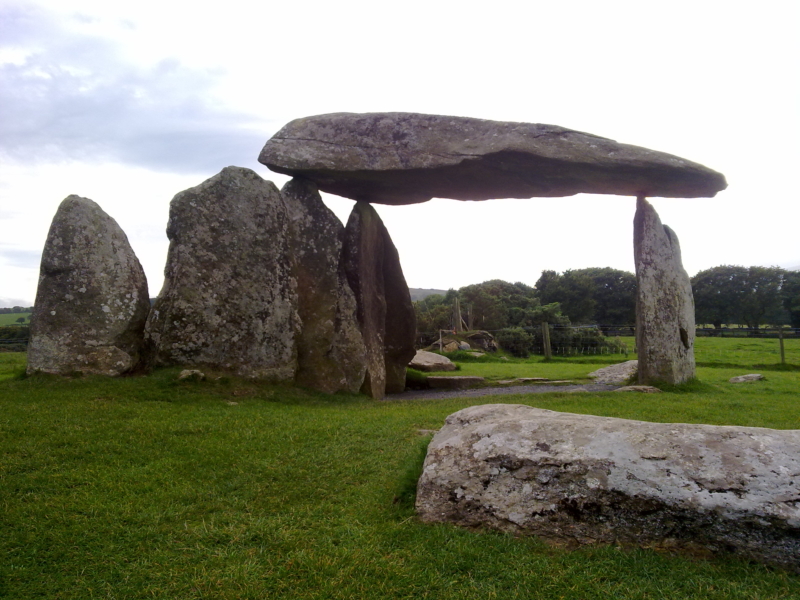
xmin=260 ymin=112 xmax=727 ymax=205
xmin=730 ymin=374 xmax=765 ymax=383
xmin=416 ymin=404 xmax=800 ymax=572
xmin=587 ymin=360 xmax=638 ymax=384
xmin=427 ymin=376 xmax=486 ymax=390
xmin=614 ymin=385 xmax=662 ymax=393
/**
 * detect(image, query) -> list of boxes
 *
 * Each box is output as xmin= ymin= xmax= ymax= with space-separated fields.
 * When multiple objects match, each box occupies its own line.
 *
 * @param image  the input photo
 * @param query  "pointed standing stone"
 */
xmin=342 ymin=202 xmax=416 ymax=398
xmin=282 ymin=178 xmax=366 ymax=393
xmin=27 ymin=195 xmax=150 ymax=376
xmin=634 ymin=197 xmax=696 ymax=384
xmin=144 ymin=167 xmax=299 ymax=380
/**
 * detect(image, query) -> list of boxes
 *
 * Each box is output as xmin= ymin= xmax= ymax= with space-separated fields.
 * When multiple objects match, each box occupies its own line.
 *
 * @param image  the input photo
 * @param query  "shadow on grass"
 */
xmin=392 ymin=434 xmax=433 ymax=516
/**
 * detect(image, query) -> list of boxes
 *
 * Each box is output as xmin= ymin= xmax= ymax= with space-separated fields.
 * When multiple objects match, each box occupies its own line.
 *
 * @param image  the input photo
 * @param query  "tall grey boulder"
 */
xmin=342 ymin=202 xmax=416 ymax=398
xmin=281 ymin=178 xmax=366 ymax=393
xmin=417 ymin=404 xmax=800 ymax=573
xmin=27 ymin=195 xmax=150 ymax=376
xmin=634 ymin=197 xmax=695 ymax=384
xmin=144 ymin=167 xmax=299 ymax=381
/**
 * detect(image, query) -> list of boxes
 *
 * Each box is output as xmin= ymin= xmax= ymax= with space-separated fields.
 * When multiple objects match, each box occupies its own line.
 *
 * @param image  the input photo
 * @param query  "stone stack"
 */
xmin=27 ymin=195 xmax=150 ymax=376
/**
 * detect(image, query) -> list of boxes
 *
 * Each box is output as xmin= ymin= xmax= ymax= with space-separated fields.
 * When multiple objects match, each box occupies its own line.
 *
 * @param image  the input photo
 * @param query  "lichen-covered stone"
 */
xmin=417 ymin=404 xmax=800 ymax=572
xmin=282 ymin=178 xmax=366 ymax=393
xmin=260 ymin=112 xmax=727 ymax=205
xmin=634 ymin=197 xmax=696 ymax=384
xmin=144 ymin=167 xmax=298 ymax=380
xmin=27 ymin=195 xmax=150 ymax=376
xmin=342 ymin=202 xmax=416 ymax=398
xmin=587 ymin=360 xmax=638 ymax=384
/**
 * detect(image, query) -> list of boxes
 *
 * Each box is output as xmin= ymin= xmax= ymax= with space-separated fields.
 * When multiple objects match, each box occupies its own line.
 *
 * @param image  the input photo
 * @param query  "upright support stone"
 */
xmin=27 ymin=195 xmax=150 ymax=376
xmin=634 ymin=196 xmax=696 ymax=384
xmin=342 ymin=202 xmax=416 ymax=398
xmin=144 ymin=167 xmax=299 ymax=380
xmin=281 ymin=178 xmax=367 ymax=393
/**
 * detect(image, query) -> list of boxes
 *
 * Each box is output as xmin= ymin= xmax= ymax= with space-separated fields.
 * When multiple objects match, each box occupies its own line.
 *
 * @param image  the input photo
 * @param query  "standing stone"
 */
xmin=281 ymin=178 xmax=366 ymax=393
xmin=342 ymin=202 xmax=416 ymax=398
xmin=27 ymin=195 xmax=150 ymax=376
xmin=144 ymin=167 xmax=299 ymax=380
xmin=634 ymin=197 xmax=695 ymax=385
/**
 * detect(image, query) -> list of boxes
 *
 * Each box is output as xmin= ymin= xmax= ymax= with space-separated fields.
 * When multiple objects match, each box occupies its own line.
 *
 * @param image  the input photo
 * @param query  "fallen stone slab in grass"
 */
xmin=427 ymin=376 xmax=486 ymax=390
xmin=729 ymin=374 xmax=765 ymax=383
xmin=417 ymin=404 xmax=800 ymax=573
xmin=587 ymin=360 xmax=638 ymax=384
xmin=409 ymin=350 xmax=457 ymax=372
xmin=614 ymin=385 xmax=662 ymax=393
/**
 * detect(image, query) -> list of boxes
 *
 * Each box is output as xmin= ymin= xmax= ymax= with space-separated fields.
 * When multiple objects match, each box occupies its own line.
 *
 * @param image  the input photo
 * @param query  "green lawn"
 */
xmin=1 ymin=346 xmax=799 ymax=599
xmin=0 ymin=312 xmax=30 ymax=326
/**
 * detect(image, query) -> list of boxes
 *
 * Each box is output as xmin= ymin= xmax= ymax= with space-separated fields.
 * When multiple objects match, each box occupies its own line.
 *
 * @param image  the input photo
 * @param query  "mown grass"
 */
xmin=1 ymin=348 xmax=799 ymax=599
xmin=0 ymin=312 xmax=30 ymax=326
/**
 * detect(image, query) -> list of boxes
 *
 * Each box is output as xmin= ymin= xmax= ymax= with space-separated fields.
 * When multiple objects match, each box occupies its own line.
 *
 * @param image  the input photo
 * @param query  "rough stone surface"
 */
xmin=614 ymin=385 xmax=662 ymax=393
xmin=427 ymin=376 xmax=486 ymax=390
xmin=178 ymin=369 xmax=205 ymax=381
xmin=144 ymin=167 xmax=299 ymax=380
xmin=634 ymin=197 xmax=696 ymax=385
xmin=417 ymin=404 xmax=800 ymax=572
xmin=342 ymin=201 xmax=416 ymax=398
xmin=409 ymin=350 xmax=457 ymax=372
xmin=27 ymin=195 xmax=150 ymax=376
xmin=587 ymin=360 xmax=638 ymax=384
xmin=259 ymin=112 xmax=727 ymax=205
xmin=282 ymin=178 xmax=366 ymax=393
xmin=729 ymin=374 xmax=765 ymax=383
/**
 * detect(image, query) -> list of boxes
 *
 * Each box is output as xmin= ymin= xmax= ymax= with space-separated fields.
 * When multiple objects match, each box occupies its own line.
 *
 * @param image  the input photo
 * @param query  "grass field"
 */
xmin=1 ymin=339 xmax=799 ymax=599
xmin=0 ymin=312 xmax=30 ymax=326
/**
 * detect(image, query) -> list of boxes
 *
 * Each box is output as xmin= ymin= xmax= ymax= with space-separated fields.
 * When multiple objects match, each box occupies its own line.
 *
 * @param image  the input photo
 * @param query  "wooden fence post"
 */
xmin=542 ymin=322 xmax=552 ymax=360
xmin=779 ymin=327 xmax=786 ymax=365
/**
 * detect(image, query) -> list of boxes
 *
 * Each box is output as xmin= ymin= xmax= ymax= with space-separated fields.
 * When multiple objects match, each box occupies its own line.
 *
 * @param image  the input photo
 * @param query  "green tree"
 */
xmin=535 ymin=269 xmax=597 ymax=324
xmin=782 ymin=270 xmax=800 ymax=328
xmin=573 ymin=267 xmax=637 ymax=325
xmin=691 ymin=265 xmax=749 ymax=328
xmin=15 ymin=317 xmax=25 ymax=324
xmin=740 ymin=266 xmax=787 ymax=328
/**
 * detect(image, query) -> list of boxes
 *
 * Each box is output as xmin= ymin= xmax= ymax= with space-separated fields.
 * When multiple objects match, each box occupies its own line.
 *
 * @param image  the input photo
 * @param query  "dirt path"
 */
xmin=388 ymin=383 xmax=620 ymax=401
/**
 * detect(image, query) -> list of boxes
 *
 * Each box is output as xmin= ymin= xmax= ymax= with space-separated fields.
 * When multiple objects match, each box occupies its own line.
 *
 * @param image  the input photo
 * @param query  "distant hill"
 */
xmin=409 ymin=288 xmax=448 ymax=302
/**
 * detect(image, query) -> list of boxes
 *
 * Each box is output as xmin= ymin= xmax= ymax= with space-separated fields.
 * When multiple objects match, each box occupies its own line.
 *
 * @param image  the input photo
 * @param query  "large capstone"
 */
xmin=634 ymin=197 xmax=696 ymax=384
xmin=259 ymin=112 xmax=727 ymax=205
xmin=281 ymin=178 xmax=367 ymax=393
xmin=144 ymin=167 xmax=299 ymax=380
xmin=416 ymin=404 xmax=800 ymax=573
xmin=342 ymin=201 xmax=416 ymax=398
xmin=27 ymin=195 xmax=150 ymax=376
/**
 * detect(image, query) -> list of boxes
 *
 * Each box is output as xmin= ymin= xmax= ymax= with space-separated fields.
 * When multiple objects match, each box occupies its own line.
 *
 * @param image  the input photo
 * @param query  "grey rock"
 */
xmin=427 ymin=376 xmax=486 ymax=390
xmin=177 ymin=369 xmax=205 ymax=381
xmin=27 ymin=195 xmax=150 ymax=376
xmin=729 ymin=374 xmax=765 ymax=383
xmin=282 ymin=178 xmax=366 ymax=393
xmin=144 ymin=167 xmax=299 ymax=381
xmin=259 ymin=112 xmax=727 ymax=205
xmin=634 ymin=197 xmax=696 ymax=385
xmin=409 ymin=350 xmax=457 ymax=372
xmin=342 ymin=201 xmax=416 ymax=398
xmin=458 ymin=342 xmax=471 ymax=350
xmin=587 ymin=360 xmax=638 ymax=384
xmin=416 ymin=404 xmax=800 ymax=572
xmin=614 ymin=385 xmax=662 ymax=393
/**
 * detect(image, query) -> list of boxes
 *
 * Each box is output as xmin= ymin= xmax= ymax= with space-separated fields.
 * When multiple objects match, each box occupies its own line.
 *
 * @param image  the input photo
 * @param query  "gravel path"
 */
xmin=387 ymin=383 xmax=621 ymax=401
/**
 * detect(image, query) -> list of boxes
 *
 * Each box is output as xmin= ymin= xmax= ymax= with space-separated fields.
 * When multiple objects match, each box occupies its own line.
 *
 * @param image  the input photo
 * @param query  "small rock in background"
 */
xmin=614 ymin=385 xmax=661 ymax=393
xmin=178 ymin=369 xmax=206 ymax=381
xmin=729 ymin=374 xmax=765 ymax=383
xmin=458 ymin=342 xmax=471 ymax=350
xmin=409 ymin=350 xmax=457 ymax=372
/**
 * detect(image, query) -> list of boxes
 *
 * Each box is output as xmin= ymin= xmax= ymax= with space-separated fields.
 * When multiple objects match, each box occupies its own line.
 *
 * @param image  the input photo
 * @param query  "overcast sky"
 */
xmin=1 ymin=0 xmax=798 ymax=307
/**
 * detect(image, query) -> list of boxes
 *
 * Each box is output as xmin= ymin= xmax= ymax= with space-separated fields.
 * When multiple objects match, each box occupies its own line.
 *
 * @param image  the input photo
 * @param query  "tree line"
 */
xmin=413 ymin=265 xmax=800 ymax=333
xmin=0 ymin=306 xmax=33 ymax=314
